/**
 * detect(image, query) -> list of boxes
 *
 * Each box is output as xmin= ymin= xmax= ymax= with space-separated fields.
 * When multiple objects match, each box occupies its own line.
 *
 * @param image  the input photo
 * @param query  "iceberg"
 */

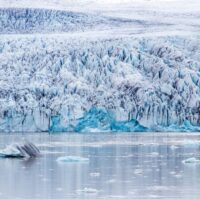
xmin=0 ymin=141 xmax=41 ymax=158
xmin=182 ymin=157 xmax=200 ymax=164
xmin=0 ymin=144 xmax=22 ymax=158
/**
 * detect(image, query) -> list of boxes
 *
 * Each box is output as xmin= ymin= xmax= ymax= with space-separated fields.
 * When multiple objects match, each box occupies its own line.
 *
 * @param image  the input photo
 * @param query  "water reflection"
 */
xmin=0 ymin=133 xmax=200 ymax=199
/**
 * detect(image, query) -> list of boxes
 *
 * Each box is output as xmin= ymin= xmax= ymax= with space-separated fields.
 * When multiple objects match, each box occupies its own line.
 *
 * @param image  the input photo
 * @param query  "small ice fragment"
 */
xmin=174 ymin=174 xmax=182 ymax=178
xmin=90 ymin=172 xmax=100 ymax=177
xmin=41 ymin=150 xmax=65 ymax=154
xmin=106 ymin=179 xmax=116 ymax=184
xmin=76 ymin=188 xmax=98 ymax=194
xmin=150 ymin=152 xmax=159 ymax=157
xmin=56 ymin=156 xmax=89 ymax=163
xmin=182 ymin=157 xmax=200 ymax=164
xmin=170 ymin=145 xmax=178 ymax=150
xmin=134 ymin=169 xmax=143 ymax=175
xmin=147 ymin=186 xmax=170 ymax=191
xmin=148 ymin=194 xmax=161 ymax=198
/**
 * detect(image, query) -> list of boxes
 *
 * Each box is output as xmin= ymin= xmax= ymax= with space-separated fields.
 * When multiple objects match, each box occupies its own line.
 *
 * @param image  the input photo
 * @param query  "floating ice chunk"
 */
xmin=134 ymin=169 xmax=143 ymax=175
xmin=174 ymin=174 xmax=182 ymax=178
xmin=76 ymin=188 xmax=98 ymax=194
xmin=147 ymin=186 xmax=171 ymax=191
xmin=41 ymin=150 xmax=65 ymax=154
xmin=56 ymin=156 xmax=89 ymax=163
xmin=90 ymin=172 xmax=101 ymax=177
xmin=170 ymin=171 xmax=176 ymax=175
xmin=0 ymin=144 xmax=22 ymax=158
xmin=170 ymin=145 xmax=179 ymax=150
xmin=0 ymin=141 xmax=40 ymax=158
xmin=148 ymin=194 xmax=162 ymax=198
xmin=150 ymin=152 xmax=159 ymax=157
xmin=106 ymin=179 xmax=116 ymax=184
xmin=182 ymin=157 xmax=200 ymax=164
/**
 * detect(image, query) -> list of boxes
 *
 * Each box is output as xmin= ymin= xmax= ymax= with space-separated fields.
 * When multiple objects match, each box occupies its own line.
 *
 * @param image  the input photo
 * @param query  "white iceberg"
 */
xmin=0 ymin=144 xmax=22 ymax=158
xmin=182 ymin=157 xmax=200 ymax=164
xmin=0 ymin=141 xmax=41 ymax=158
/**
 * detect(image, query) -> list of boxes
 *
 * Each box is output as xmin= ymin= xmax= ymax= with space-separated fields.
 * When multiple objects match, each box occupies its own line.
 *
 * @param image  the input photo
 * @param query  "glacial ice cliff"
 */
xmin=0 ymin=3 xmax=200 ymax=132
xmin=0 ymin=34 xmax=200 ymax=132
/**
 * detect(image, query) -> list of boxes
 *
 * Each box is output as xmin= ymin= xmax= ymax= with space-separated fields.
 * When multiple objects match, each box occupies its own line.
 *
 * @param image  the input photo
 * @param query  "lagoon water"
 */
xmin=0 ymin=133 xmax=200 ymax=199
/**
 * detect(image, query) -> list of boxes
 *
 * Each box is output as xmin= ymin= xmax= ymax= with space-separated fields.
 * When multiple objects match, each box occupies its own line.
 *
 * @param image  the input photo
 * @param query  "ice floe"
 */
xmin=182 ymin=157 xmax=200 ymax=164
xmin=56 ymin=156 xmax=89 ymax=163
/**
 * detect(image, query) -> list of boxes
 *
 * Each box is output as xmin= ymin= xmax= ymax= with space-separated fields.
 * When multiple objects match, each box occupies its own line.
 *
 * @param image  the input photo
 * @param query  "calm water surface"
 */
xmin=0 ymin=133 xmax=200 ymax=199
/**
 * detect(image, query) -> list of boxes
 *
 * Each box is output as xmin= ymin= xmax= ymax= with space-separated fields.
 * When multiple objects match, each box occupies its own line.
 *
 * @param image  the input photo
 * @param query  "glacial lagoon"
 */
xmin=0 ymin=133 xmax=200 ymax=199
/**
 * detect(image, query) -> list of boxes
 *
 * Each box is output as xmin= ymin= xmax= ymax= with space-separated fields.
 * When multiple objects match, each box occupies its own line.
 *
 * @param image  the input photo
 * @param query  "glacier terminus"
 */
xmin=0 ymin=0 xmax=199 ymax=132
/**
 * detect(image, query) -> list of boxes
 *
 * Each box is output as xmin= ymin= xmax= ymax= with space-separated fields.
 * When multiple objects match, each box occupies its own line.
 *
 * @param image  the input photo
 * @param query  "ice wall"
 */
xmin=0 ymin=35 xmax=199 ymax=132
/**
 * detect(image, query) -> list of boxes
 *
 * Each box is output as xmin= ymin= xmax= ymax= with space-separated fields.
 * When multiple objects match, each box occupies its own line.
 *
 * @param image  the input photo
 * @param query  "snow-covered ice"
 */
xmin=0 ymin=0 xmax=199 ymax=132
xmin=0 ymin=144 xmax=22 ymax=157
xmin=0 ymin=35 xmax=200 ymax=132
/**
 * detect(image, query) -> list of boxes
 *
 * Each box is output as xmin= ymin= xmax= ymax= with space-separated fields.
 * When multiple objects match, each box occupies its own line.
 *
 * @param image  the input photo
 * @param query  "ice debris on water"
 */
xmin=0 ymin=144 xmax=22 ymax=158
xmin=0 ymin=141 xmax=40 ymax=158
xmin=170 ymin=145 xmax=179 ymax=150
xmin=182 ymin=157 xmax=200 ymax=164
xmin=90 ymin=172 xmax=101 ymax=177
xmin=76 ymin=188 xmax=98 ymax=194
xmin=134 ymin=169 xmax=143 ymax=175
xmin=56 ymin=156 xmax=89 ymax=163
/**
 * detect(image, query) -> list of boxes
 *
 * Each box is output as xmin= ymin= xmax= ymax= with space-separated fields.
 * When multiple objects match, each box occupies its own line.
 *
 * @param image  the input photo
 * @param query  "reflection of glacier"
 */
xmin=0 ymin=35 xmax=200 ymax=132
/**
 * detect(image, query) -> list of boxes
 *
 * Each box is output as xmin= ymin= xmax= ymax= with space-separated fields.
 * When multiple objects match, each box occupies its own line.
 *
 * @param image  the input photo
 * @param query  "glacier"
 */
xmin=0 ymin=8 xmax=143 ymax=34
xmin=0 ymin=34 xmax=200 ymax=132
xmin=0 ymin=1 xmax=200 ymax=132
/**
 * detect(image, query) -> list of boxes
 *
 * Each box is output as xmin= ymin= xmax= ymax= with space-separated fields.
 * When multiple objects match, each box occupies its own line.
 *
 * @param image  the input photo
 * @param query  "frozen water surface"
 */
xmin=0 ymin=133 xmax=200 ymax=199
